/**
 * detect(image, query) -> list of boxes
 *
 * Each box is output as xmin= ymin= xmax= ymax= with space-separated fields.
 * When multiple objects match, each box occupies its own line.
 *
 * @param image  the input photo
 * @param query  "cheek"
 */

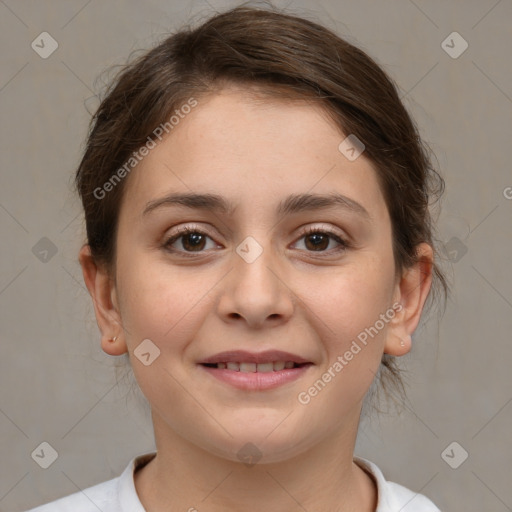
xmin=299 ymin=255 xmax=395 ymax=346
xmin=295 ymin=264 xmax=394 ymax=424
xmin=116 ymin=250 xmax=218 ymax=355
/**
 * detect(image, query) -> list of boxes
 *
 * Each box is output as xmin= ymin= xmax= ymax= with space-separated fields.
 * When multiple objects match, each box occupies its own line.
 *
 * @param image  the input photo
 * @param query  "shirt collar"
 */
xmin=119 ymin=452 xmax=390 ymax=511
xmin=353 ymin=456 xmax=392 ymax=511
xmin=117 ymin=451 xmax=157 ymax=512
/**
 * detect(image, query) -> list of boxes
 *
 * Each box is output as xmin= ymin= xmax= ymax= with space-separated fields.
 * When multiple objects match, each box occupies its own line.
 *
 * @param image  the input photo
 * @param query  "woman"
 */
xmin=28 ymin=5 xmax=447 ymax=511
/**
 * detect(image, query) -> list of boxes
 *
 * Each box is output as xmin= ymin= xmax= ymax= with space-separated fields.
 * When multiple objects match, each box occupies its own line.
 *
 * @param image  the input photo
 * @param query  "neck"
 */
xmin=134 ymin=410 xmax=377 ymax=512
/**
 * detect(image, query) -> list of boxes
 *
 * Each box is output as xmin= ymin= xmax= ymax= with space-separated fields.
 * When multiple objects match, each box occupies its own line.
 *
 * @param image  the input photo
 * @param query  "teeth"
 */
xmin=216 ymin=361 xmax=298 ymax=372
xmin=240 ymin=362 xmax=257 ymax=373
xmin=256 ymin=362 xmax=274 ymax=373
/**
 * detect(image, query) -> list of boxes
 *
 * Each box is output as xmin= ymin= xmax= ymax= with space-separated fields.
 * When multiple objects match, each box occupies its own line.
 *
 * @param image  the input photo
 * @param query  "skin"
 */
xmin=79 ymin=85 xmax=433 ymax=512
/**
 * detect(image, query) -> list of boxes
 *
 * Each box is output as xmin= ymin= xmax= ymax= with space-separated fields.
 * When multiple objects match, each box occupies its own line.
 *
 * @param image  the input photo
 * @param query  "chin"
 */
xmin=195 ymin=427 xmax=314 ymax=466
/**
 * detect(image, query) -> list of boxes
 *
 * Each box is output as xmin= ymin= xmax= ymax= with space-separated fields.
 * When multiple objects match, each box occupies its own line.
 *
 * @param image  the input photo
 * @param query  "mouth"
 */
xmin=198 ymin=350 xmax=314 ymax=391
xmin=201 ymin=361 xmax=309 ymax=372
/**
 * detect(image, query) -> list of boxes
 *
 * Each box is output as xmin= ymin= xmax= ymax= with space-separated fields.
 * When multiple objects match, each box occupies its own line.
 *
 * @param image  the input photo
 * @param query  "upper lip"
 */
xmin=199 ymin=350 xmax=312 ymax=365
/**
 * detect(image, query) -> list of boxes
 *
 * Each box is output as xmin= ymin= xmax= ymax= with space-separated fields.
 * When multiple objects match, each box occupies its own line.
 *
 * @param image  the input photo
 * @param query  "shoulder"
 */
xmin=24 ymin=476 xmax=119 ymax=512
xmin=382 ymin=480 xmax=441 ymax=512
xmin=354 ymin=456 xmax=441 ymax=512
xmin=24 ymin=452 xmax=157 ymax=512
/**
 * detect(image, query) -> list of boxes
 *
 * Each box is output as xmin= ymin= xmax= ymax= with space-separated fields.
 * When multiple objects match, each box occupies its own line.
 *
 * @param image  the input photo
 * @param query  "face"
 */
xmin=83 ymin=86 xmax=430 ymax=464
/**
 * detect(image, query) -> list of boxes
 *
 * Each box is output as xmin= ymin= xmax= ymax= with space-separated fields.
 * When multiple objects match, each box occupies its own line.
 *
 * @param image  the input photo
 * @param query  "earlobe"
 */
xmin=384 ymin=243 xmax=433 ymax=356
xmin=385 ymin=332 xmax=412 ymax=356
xmin=78 ymin=244 xmax=128 ymax=356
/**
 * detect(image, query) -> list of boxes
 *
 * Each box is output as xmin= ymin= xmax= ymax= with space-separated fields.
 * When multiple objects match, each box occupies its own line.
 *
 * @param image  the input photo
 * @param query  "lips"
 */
xmin=208 ymin=361 xmax=299 ymax=372
xmin=198 ymin=350 xmax=313 ymax=390
xmin=198 ymin=349 xmax=312 ymax=366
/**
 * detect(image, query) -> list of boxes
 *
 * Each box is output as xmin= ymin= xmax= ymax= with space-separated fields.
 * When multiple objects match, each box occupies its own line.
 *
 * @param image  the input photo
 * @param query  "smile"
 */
xmin=199 ymin=361 xmax=313 ymax=391
xmin=202 ymin=361 xmax=304 ymax=372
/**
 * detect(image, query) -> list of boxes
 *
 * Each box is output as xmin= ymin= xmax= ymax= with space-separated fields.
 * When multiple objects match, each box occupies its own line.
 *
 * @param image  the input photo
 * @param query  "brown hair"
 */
xmin=75 ymin=4 xmax=449 ymax=411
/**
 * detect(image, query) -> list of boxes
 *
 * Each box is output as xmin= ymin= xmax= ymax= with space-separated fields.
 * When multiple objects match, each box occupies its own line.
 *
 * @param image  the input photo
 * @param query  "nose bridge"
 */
xmin=235 ymin=234 xmax=276 ymax=290
xmin=218 ymin=233 xmax=294 ymax=325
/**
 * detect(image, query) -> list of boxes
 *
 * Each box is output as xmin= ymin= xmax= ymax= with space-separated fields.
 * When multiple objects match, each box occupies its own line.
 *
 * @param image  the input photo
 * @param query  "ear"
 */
xmin=78 ymin=244 xmax=128 ymax=356
xmin=384 ymin=243 xmax=434 ymax=356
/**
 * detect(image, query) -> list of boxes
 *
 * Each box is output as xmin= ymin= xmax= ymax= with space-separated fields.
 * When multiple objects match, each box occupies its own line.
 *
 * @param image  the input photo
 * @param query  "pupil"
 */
xmin=184 ymin=233 xmax=205 ymax=251
xmin=307 ymin=233 xmax=328 ymax=251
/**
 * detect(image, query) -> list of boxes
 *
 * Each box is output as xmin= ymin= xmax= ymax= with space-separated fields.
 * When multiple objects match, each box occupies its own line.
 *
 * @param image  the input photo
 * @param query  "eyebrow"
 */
xmin=142 ymin=191 xmax=371 ymax=220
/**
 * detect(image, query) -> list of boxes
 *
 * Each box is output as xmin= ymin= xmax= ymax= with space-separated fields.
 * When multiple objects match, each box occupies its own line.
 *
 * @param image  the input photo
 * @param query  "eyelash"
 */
xmin=162 ymin=225 xmax=350 ymax=258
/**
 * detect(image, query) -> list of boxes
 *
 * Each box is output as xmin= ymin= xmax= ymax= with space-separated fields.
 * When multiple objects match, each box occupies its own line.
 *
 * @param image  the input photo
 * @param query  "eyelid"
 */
xmin=297 ymin=221 xmax=350 ymax=239
xmin=298 ymin=222 xmax=347 ymax=238
xmin=164 ymin=223 xmax=219 ymax=245
xmin=293 ymin=223 xmax=351 ymax=251
xmin=165 ymin=223 xmax=219 ymax=240
xmin=170 ymin=223 xmax=211 ymax=235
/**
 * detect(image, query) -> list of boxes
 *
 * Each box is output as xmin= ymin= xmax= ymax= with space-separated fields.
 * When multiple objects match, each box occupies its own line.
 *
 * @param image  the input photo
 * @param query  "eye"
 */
xmin=162 ymin=224 xmax=350 ymax=257
xmin=293 ymin=226 xmax=350 ymax=254
xmin=163 ymin=226 xmax=219 ymax=255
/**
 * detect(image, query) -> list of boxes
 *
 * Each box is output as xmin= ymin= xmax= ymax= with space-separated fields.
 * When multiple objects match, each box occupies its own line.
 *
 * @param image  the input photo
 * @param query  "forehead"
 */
xmin=119 ymin=87 xmax=388 ymax=222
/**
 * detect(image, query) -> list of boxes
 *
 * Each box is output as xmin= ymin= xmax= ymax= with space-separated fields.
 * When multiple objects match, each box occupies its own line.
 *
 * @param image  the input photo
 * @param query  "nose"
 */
xmin=216 ymin=238 xmax=295 ymax=329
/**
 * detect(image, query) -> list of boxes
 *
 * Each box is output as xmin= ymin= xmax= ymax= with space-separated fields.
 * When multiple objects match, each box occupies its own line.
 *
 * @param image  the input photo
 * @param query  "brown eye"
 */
xmin=294 ymin=227 xmax=349 ymax=254
xmin=164 ymin=227 xmax=217 ymax=254
xmin=304 ymin=232 xmax=330 ymax=251
xmin=180 ymin=232 xmax=207 ymax=251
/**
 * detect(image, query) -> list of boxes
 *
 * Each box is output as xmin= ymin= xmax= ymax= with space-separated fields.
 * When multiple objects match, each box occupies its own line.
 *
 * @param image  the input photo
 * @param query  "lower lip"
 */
xmin=199 ymin=364 xmax=313 ymax=391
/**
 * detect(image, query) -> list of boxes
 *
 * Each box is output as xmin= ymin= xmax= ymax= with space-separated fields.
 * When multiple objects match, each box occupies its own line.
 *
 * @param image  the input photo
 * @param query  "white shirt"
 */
xmin=26 ymin=452 xmax=441 ymax=511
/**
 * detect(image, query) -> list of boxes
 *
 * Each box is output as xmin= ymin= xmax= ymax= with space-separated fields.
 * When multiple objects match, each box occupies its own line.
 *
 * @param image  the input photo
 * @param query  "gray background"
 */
xmin=1 ymin=1 xmax=511 ymax=511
